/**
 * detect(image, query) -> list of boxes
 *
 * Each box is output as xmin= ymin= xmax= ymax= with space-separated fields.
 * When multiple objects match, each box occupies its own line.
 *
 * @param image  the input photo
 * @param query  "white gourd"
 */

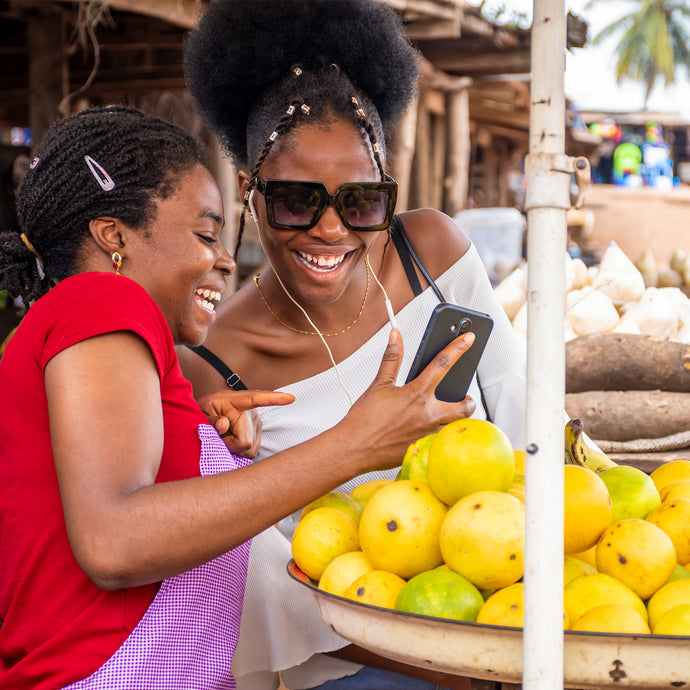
xmin=621 ymin=287 xmax=679 ymax=340
xmin=565 ymin=286 xmax=620 ymax=336
xmin=673 ymin=323 xmax=690 ymax=344
xmin=493 ymin=264 xmax=527 ymax=321
xmin=570 ymin=257 xmax=589 ymax=290
xmin=511 ymin=300 xmax=528 ymax=336
xmin=611 ymin=316 xmax=641 ymax=335
xmin=564 ymin=320 xmax=578 ymax=342
xmin=585 ymin=265 xmax=598 ymax=286
xmin=591 ymin=241 xmax=646 ymax=306
xmin=659 ymin=287 xmax=690 ymax=330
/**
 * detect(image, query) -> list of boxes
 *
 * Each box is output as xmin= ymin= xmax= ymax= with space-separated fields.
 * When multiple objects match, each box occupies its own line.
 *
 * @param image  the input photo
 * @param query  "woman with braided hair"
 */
xmin=0 ymin=106 xmax=476 ymax=689
xmin=180 ymin=1 xmax=528 ymax=689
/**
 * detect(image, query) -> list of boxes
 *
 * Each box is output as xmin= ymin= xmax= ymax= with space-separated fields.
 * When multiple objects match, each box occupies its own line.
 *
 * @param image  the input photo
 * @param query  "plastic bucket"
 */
xmin=454 ymin=207 xmax=526 ymax=282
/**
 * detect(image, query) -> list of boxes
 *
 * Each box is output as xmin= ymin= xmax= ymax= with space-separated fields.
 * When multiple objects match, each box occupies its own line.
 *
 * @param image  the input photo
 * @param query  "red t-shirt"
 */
xmin=0 ymin=273 xmax=208 ymax=689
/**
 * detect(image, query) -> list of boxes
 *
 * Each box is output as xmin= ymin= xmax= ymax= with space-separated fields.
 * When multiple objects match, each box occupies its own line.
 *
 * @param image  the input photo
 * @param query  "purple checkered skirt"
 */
xmin=64 ymin=425 xmax=251 ymax=689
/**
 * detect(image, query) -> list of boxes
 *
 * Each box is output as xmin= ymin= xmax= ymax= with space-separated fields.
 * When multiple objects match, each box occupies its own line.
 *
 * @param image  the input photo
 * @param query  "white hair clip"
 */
xmin=84 ymin=155 xmax=115 ymax=192
xmin=35 ymin=257 xmax=45 ymax=280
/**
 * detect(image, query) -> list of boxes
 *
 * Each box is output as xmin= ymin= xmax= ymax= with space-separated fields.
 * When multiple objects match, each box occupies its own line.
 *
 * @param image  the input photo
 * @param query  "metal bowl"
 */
xmin=288 ymin=560 xmax=690 ymax=689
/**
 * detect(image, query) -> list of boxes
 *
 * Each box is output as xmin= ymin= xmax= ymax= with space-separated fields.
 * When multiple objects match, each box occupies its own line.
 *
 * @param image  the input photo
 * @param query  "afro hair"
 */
xmin=184 ymin=0 xmax=420 ymax=166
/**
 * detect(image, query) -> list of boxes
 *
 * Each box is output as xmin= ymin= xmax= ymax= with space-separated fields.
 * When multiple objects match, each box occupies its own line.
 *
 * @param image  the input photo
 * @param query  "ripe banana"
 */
xmin=565 ymin=418 xmax=618 ymax=473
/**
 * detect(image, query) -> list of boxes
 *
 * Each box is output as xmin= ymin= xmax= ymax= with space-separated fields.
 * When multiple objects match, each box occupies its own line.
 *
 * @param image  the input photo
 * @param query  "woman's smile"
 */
xmin=194 ymin=287 xmax=223 ymax=313
xmin=296 ymin=250 xmax=346 ymax=272
xmin=289 ymin=245 xmax=361 ymax=293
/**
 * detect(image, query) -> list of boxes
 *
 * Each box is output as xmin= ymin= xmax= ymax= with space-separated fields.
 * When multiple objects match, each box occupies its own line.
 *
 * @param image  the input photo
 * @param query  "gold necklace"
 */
xmin=253 ymin=262 xmax=370 ymax=337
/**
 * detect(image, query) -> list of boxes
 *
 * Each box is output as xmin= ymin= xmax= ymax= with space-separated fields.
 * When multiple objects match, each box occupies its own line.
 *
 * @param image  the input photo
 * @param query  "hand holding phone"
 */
xmin=405 ymin=304 xmax=493 ymax=403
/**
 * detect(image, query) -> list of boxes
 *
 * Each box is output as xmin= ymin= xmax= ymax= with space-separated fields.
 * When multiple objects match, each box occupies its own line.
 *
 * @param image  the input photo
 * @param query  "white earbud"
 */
xmin=366 ymin=256 xmax=399 ymax=331
xmin=247 ymin=189 xmax=259 ymax=224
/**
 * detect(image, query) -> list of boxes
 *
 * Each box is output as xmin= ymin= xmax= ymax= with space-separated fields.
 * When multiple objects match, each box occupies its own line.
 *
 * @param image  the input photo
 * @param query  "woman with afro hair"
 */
xmin=181 ymin=1 xmax=527 ymax=689
xmin=0 ymin=106 xmax=476 ymax=689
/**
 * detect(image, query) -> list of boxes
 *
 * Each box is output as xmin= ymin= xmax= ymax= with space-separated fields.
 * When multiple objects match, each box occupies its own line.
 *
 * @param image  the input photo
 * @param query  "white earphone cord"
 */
xmin=270 ymin=269 xmax=354 ymax=407
xmin=366 ymin=255 xmax=398 ymax=331
xmin=270 ymin=255 xmax=398 ymax=407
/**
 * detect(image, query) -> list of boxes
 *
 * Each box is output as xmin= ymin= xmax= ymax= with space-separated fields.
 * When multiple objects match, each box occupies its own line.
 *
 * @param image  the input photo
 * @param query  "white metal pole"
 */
xmin=523 ymin=0 xmax=569 ymax=686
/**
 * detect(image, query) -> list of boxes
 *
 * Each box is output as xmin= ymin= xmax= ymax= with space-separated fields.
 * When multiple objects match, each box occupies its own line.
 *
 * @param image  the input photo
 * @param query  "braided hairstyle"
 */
xmin=184 ymin=0 xmax=420 ymax=255
xmin=0 ymin=106 xmax=208 ymax=306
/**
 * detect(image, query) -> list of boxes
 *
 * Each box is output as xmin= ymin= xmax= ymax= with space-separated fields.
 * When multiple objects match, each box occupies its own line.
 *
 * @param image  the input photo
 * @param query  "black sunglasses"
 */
xmin=251 ymin=175 xmax=398 ymax=232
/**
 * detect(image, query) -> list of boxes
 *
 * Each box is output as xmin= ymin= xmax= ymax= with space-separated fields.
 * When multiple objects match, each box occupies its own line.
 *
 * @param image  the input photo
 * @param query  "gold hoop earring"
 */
xmin=111 ymin=251 xmax=122 ymax=275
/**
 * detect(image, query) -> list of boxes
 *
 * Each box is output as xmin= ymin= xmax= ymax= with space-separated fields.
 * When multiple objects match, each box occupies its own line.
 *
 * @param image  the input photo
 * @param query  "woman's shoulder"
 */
xmin=49 ymin=271 xmax=150 ymax=300
xmin=34 ymin=273 xmax=157 ymax=322
xmin=25 ymin=272 xmax=174 ymax=375
xmin=395 ymin=208 xmax=471 ymax=276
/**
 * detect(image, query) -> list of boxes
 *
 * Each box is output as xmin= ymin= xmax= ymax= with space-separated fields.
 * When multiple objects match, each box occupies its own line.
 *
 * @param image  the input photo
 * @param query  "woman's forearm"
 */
xmin=78 ymin=424 xmax=378 ymax=590
xmin=49 ymin=328 xmax=474 ymax=590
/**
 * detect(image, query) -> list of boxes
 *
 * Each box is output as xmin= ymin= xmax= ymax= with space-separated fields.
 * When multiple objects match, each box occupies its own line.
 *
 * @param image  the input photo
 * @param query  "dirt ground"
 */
xmin=576 ymin=183 xmax=690 ymax=268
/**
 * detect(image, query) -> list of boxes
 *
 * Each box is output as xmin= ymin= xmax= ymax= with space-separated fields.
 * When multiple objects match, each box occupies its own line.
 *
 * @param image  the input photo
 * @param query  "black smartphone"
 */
xmin=405 ymin=303 xmax=494 ymax=403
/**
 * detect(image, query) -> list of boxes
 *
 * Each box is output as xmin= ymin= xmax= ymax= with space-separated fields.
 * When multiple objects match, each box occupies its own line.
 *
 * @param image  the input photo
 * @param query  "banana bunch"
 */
xmin=565 ymin=418 xmax=618 ymax=473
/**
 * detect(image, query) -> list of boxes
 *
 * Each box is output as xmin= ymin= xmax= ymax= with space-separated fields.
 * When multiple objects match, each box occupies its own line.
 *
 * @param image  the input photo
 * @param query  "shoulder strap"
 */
xmin=391 ymin=216 xmax=424 ymax=296
xmin=391 ymin=215 xmax=446 ymax=303
xmin=392 ymin=216 xmax=492 ymax=422
xmin=185 ymin=345 xmax=248 ymax=391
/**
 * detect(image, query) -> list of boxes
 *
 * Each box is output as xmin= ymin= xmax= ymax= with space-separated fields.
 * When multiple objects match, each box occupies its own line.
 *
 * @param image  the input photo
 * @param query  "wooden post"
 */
xmin=431 ymin=112 xmax=446 ymax=211
xmin=497 ymin=140 xmax=510 ymax=206
xmin=388 ymin=93 xmax=419 ymax=213
xmin=28 ymin=10 xmax=65 ymax=148
xmin=484 ymin=142 xmax=498 ymax=206
xmin=413 ymin=97 xmax=431 ymax=209
xmin=445 ymin=88 xmax=470 ymax=217
xmin=423 ymin=88 xmax=446 ymax=212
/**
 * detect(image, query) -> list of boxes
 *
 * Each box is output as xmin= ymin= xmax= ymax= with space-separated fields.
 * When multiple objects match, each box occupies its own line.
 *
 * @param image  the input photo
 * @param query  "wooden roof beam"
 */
xmin=45 ymin=0 xmax=204 ymax=30
xmin=469 ymin=103 xmax=530 ymax=129
xmin=469 ymin=80 xmax=530 ymax=108
xmin=479 ymin=122 xmax=528 ymax=143
xmin=421 ymin=48 xmax=530 ymax=76
xmin=384 ymin=0 xmax=463 ymax=21
xmin=419 ymin=57 xmax=472 ymax=92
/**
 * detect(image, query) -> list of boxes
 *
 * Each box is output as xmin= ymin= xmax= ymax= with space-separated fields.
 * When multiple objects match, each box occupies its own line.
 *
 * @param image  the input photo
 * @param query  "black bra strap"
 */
xmin=185 ymin=345 xmax=248 ymax=391
xmin=391 ymin=216 xmax=446 ymax=303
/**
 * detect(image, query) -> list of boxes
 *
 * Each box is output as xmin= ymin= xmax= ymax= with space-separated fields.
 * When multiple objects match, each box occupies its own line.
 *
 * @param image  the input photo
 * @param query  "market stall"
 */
xmin=287 ymin=0 xmax=690 ymax=687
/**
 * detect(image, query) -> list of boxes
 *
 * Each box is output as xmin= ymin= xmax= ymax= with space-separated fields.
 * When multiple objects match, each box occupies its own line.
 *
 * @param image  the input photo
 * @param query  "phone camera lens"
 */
xmin=459 ymin=318 xmax=472 ymax=331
